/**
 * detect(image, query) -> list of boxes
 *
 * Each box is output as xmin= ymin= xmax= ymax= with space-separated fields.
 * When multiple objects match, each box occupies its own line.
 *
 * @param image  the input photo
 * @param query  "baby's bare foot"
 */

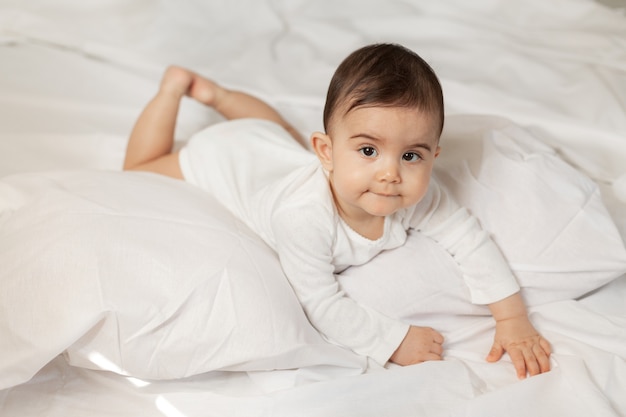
xmin=159 ymin=66 xmax=194 ymax=98
xmin=159 ymin=65 xmax=222 ymax=106
xmin=187 ymin=75 xmax=222 ymax=106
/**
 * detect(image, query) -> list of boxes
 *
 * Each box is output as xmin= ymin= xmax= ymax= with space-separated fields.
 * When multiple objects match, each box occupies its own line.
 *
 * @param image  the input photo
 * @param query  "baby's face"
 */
xmin=324 ymin=105 xmax=441 ymax=225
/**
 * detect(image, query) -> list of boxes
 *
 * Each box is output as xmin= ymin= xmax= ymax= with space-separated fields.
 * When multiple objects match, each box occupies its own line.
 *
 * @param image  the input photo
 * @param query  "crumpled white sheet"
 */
xmin=1 ymin=0 xmax=625 ymax=416
xmin=1 ymin=0 xmax=625 ymax=175
xmin=1 ymin=281 xmax=625 ymax=417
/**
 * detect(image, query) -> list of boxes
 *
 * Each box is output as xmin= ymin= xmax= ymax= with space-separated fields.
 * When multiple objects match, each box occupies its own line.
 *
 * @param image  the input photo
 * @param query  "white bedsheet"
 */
xmin=1 ymin=0 xmax=625 ymax=416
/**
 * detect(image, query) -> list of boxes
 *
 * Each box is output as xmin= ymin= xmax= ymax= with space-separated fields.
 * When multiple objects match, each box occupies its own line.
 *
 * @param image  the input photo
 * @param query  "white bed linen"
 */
xmin=1 ymin=0 xmax=625 ymax=416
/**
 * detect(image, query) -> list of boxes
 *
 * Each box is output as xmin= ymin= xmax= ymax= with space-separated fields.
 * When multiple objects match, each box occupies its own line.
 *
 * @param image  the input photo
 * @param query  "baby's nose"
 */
xmin=377 ymin=161 xmax=401 ymax=182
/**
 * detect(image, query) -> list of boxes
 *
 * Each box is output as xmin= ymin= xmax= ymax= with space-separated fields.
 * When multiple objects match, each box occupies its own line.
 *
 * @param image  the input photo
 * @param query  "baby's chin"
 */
xmin=362 ymin=202 xmax=404 ymax=218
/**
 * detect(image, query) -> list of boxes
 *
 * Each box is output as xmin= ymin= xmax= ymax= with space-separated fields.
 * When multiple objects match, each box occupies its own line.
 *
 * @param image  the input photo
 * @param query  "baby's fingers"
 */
xmin=486 ymin=343 xmax=504 ymax=363
xmin=522 ymin=347 xmax=541 ymax=377
xmin=540 ymin=337 xmax=552 ymax=356
xmin=507 ymin=347 xmax=529 ymax=379
xmin=534 ymin=339 xmax=551 ymax=373
xmin=509 ymin=343 xmax=551 ymax=379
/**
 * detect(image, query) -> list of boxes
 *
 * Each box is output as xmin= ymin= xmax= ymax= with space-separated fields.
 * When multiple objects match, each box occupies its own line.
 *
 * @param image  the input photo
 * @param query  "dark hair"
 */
xmin=323 ymin=43 xmax=444 ymax=135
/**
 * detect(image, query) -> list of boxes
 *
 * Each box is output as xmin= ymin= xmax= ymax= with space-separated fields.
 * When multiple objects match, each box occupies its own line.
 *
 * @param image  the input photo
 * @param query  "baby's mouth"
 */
xmin=370 ymin=191 xmax=399 ymax=197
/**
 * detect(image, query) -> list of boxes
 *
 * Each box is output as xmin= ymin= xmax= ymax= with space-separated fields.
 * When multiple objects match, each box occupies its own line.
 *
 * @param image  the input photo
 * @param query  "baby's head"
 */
xmin=322 ymin=43 xmax=444 ymax=137
xmin=311 ymin=44 xmax=445 ymax=231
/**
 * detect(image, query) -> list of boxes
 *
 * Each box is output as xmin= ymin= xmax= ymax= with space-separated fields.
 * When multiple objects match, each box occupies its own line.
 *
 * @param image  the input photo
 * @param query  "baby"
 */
xmin=124 ymin=43 xmax=551 ymax=379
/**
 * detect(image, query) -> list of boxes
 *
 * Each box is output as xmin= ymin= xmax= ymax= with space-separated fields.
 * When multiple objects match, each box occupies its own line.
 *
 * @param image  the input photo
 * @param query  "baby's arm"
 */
xmin=272 ymin=204 xmax=411 ymax=366
xmin=486 ymin=293 xmax=551 ymax=379
xmin=408 ymin=179 xmax=551 ymax=377
xmin=124 ymin=66 xmax=305 ymax=176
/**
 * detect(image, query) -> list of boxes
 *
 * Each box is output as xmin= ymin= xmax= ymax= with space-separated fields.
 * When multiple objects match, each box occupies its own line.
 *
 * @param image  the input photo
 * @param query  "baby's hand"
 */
xmin=486 ymin=316 xmax=551 ymax=379
xmin=159 ymin=66 xmax=222 ymax=106
xmin=390 ymin=325 xmax=444 ymax=366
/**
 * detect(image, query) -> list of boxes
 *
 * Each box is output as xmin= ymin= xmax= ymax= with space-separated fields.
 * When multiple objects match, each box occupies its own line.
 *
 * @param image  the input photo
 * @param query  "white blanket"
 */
xmin=1 ymin=0 xmax=625 ymax=416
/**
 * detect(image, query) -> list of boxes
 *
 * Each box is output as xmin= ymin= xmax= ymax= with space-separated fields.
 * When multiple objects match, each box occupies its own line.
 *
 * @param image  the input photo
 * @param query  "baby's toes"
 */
xmin=188 ymin=76 xmax=218 ymax=105
xmin=160 ymin=66 xmax=194 ymax=97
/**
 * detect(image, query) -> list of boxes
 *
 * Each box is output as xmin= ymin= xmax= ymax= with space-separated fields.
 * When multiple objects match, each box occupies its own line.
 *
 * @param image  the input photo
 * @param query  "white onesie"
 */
xmin=179 ymin=118 xmax=520 ymax=365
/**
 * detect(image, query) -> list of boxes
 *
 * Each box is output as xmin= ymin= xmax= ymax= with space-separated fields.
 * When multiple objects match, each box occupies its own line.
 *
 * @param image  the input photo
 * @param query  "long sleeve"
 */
xmin=271 ymin=203 xmax=409 ymax=366
xmin=406 ymin=178 xmax=520 ymax=304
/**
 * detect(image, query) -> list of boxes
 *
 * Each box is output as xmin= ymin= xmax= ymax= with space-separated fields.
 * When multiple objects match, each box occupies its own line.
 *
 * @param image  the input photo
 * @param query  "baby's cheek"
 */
xmin=339 ymin=169 xmax=365 ymax=189
xmin=407 ymin=182 xmax=429 ymax=205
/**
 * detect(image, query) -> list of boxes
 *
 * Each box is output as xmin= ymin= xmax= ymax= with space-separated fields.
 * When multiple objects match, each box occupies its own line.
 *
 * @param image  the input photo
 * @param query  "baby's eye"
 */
xmin=402 ymin=152 xmax=421 ymax=162
xmin=359 ymin=147 xmax=378 ymax=157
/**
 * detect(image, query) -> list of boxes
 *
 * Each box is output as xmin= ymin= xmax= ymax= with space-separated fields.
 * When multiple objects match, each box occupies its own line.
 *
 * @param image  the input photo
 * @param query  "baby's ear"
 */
xmin=434 ymin=145 xmax=441 ymax=159
xmin=310 ymin=132 xmax=333 ymax=171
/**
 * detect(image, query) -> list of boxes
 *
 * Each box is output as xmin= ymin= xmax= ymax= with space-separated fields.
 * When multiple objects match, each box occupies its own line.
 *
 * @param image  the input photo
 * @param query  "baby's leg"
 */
xmin=124 ymin=65 xmax=306 ymax=173
xmin=190 ymin=75 xmax=306 ymax=147
xmin=123 ymin=66 xmax=197 ymax=172
xmin=161 ymin=67 xmax=306 ymax=146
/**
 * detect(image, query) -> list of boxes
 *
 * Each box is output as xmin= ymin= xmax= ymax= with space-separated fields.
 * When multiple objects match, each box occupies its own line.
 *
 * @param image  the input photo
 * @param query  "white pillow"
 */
xmin=0 ymin=171 xmax=364 ymax=390
xmin=338 ymin=116 xmax=626 ymax=321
